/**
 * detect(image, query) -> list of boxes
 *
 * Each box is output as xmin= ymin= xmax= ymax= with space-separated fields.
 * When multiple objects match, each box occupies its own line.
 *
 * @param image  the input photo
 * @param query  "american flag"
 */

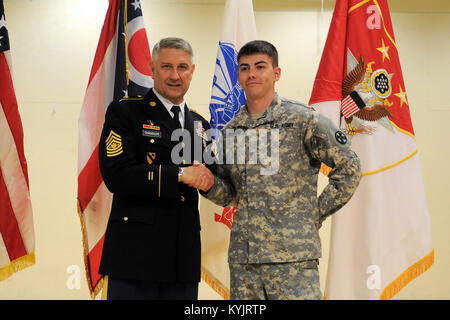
xmin=0 ymin=0 xmax=36 ymax=281
xmin=77 ymin=0 xmax=152 ymax=298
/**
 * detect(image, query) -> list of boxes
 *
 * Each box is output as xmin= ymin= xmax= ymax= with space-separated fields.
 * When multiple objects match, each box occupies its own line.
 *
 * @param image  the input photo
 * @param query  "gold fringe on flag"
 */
xmin=0 ymin=252 xmax=35 ymax=281
xmin=77 ymin=200 xmax=103 ymax=299
xmin=379 ymin=249 xmax=434 ymax=300
xmin=201 ymin=267 xmax=230 ymax=300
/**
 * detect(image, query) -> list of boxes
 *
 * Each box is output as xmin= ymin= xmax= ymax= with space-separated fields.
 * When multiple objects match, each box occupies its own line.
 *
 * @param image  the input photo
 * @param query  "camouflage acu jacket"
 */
xmin=203 ymin=94 xmax=362 ymax=264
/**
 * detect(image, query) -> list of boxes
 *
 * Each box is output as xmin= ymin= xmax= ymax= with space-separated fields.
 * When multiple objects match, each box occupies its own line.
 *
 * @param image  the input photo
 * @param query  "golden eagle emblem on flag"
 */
xmin=341 ymin=51 xmax=394 ymax=135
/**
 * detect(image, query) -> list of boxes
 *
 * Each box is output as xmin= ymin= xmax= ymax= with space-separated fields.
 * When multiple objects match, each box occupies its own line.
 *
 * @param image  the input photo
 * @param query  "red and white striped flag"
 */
xmin=77 ymin=0 xmax=152 ymax=298
xmin=309 ymin=0 xmax=433 ymax=299
xmin=0 ymin=0 xmax=35 ymax=281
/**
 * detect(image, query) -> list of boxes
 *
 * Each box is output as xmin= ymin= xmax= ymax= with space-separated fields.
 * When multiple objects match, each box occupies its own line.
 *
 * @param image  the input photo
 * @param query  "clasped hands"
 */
xmin=179 ymin=160 xmax=214 ymax=192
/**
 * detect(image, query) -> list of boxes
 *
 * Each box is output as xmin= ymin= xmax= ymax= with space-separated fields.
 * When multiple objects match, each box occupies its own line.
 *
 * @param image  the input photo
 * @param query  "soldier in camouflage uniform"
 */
xmin=201 ymin=40 xmax=362 ymax=300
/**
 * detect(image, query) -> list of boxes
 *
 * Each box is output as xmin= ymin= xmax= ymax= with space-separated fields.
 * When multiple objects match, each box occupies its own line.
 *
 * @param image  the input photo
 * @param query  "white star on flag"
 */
xmin=0 ymin=14 xmax=6 ymax=29
xmin=131 ymin=0 xmax=141 ymax=11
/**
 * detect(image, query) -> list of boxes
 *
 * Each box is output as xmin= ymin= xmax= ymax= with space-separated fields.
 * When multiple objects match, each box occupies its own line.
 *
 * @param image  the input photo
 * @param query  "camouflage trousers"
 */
xmin=229 ymin=261 xmax=322 ymax=300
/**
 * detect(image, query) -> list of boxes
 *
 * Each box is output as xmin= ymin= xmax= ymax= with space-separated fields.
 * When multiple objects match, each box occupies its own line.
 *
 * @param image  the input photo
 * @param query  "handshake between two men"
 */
xmin=179 ymin=160 xmax=215 ymax=192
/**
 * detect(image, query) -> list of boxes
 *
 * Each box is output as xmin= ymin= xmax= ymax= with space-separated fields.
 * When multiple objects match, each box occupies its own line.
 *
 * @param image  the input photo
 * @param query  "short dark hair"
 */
xmin=237 ymin=40 xmax=279 ymax=67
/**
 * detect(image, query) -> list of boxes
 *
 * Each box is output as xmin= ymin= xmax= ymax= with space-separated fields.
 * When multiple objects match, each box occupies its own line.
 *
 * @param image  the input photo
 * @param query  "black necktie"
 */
xmin=171 ymin=105 xmax=181 ymax=128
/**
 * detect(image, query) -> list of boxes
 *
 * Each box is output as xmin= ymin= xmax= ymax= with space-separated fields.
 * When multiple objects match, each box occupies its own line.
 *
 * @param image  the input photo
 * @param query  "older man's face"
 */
xmin=151 ymin=48 xmax=195 ymax=105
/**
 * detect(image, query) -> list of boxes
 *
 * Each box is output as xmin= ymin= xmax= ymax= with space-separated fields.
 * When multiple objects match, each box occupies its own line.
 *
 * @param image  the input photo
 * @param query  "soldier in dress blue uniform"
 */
xmin=98 ymin=37 xmax=214 ymax=300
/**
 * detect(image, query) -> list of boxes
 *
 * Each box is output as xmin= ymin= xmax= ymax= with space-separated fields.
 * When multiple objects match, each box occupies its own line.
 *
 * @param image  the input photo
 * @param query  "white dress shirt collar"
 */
xmin=152 ymin=88 xmax=186 ymax=128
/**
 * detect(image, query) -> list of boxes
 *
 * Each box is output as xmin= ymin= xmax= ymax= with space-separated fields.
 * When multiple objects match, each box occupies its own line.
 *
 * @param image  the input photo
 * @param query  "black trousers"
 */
xmin=102 ymin=276 xmax=199 ymax=300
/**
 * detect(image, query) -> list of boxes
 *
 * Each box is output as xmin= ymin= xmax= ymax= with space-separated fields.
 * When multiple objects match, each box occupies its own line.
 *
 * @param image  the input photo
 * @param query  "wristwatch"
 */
xmin=178 ymin=167 xmax=184 ymax=182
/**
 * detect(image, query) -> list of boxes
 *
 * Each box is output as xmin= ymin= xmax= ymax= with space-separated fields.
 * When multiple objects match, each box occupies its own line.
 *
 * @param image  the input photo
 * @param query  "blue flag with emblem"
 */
xmin=209 ymin=42 xmax=246 ymax=138
xmin=208 ymin=0 xmax=257 ymax=139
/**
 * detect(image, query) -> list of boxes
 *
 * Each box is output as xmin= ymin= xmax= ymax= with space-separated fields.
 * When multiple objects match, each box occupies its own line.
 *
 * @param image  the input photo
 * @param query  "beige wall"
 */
xmin=0 ymin=0 xmax=448 ymax=299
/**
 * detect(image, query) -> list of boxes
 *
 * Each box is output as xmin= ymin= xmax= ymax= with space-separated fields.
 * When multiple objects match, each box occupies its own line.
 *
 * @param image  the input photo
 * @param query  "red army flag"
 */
xmin=309 ymin=0 xmax=433 ymax=299
xmin=77 ymin=0 xmax=152 ymax=298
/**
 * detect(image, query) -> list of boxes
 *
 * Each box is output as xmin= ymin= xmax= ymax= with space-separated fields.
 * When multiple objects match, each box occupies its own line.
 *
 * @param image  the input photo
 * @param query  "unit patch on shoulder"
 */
xmin=335 ymin=130 xmax=348 ymax=145
xmin=106 ymin=130 xmax=123 ymax=157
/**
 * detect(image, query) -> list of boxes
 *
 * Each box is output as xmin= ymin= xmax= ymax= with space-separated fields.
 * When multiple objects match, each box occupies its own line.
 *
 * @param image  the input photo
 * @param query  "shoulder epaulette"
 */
xmin=190 ymin=108 xmax=200 ymax=115
xmin=119 ymin=95 xmax=144 ymax=102
xmin=190 ymin=108 xmax=207 ymax=119
xmin=282 ymin=98 xmax=313 ymax=111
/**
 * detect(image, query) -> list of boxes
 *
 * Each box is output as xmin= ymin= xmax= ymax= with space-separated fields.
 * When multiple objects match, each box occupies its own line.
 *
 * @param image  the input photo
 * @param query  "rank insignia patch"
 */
xmin=147 ymin=152 xmax=156 ymax=164
xmin=106 ymin=130 xmax=123 ymax=157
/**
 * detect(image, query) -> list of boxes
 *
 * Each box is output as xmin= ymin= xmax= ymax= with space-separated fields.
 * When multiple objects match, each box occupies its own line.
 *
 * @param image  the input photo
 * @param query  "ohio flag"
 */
xmin=309 ymin=0 xmax=433 ymax=299
xmin=0 ymin=0 xmax=35 ymax=281
xmin=200 ymin=0 xmax=257 ymax=299
xmin=77 ymin=0 xmax=152 ymax=298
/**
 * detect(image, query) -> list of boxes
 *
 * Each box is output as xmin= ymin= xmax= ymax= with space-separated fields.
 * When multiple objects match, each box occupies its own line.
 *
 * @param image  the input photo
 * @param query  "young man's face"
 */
xmin=151 ymin=48 xmax=195 ymax=105
xmin=237 ymin=53 xmax=281 ymax=101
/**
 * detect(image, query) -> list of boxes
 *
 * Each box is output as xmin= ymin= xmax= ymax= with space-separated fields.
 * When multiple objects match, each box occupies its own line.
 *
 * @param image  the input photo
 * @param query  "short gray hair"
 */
xmin=152 ymin=37 xmax=194 ymax=63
